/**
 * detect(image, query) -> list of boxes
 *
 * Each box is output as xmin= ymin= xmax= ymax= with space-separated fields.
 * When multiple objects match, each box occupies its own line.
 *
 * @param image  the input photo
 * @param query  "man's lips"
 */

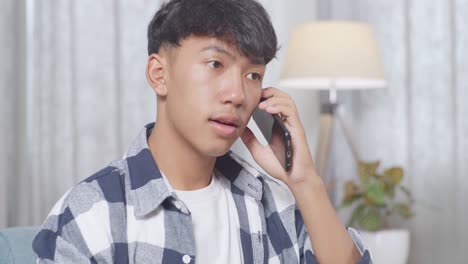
xmin=209 ymin=115 xmax=241 ymax=127
xmin=208 ymin=115 xmax=241 ymax=138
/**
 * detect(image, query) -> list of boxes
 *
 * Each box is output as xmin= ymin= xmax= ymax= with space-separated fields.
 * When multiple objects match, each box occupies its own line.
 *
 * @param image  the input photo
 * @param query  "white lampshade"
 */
xmin=279 ymin=21 xmax=387 ymax=90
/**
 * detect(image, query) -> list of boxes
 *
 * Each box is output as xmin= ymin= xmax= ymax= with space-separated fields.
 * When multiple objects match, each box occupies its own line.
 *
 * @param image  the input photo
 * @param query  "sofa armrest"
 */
xmin=0 ymin=226 xmax=40 ymax=264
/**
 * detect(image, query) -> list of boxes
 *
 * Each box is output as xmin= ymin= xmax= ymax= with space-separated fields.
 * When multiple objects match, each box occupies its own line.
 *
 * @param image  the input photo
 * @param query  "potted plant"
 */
xmin=340 ymin=161 xmax=414 ymax=264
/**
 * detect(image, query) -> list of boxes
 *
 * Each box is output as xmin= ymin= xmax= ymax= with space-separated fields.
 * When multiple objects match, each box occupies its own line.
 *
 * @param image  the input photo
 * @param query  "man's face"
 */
xmin=162 ymin=36 xmax=265 ymax=157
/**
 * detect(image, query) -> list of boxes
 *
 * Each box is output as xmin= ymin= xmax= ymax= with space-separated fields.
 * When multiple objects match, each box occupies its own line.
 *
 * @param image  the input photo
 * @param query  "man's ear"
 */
xmin=146 ymin=53 xmax=168 ymax=96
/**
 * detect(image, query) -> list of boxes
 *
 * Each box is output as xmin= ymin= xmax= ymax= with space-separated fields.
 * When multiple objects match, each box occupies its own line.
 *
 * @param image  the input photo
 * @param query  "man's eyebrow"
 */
xmin=200 ymin=45 xmax=235 ymax=59
xmin=200 ymin=45 xmax=265 ymax=66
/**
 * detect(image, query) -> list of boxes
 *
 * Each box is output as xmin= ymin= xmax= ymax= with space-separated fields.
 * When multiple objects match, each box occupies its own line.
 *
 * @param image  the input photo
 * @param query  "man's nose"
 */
xmin=220 ymin=73 xmax=246 ymax=107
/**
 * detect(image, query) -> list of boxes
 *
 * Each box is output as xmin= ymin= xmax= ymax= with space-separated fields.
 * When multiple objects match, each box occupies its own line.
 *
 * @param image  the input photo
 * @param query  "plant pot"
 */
xmin=359 ymin=229 xmax=410 ymax=264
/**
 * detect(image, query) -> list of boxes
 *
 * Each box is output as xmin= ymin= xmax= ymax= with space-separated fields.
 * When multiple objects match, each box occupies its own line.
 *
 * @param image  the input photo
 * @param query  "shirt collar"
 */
xmin=125 ymin=122 xmax=264 ymax=219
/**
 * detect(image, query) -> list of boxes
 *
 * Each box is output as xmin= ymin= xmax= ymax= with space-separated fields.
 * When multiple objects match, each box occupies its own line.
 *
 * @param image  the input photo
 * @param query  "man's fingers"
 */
xmin=262 ymin=103 xmax=300 ymax=128
xmin=261 ymin=87 xmax=289 ymax=99
xmin=258 ymin=97 xmax=294 ymax=111
xmin=241 ymin=127 xmax=264 ymax=155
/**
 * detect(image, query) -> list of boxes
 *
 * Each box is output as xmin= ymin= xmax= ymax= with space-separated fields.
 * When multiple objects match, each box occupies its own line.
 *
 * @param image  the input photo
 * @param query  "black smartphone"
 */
xmin=252 ymin=98 xmax=292 ymax=171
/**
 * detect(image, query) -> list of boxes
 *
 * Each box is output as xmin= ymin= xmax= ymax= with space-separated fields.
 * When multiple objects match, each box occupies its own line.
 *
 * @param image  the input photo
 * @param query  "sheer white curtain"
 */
xmin=0 ymin=0 xmax=23 ymax=229
xmin=0 ymin=0 xmax=319 ymax=228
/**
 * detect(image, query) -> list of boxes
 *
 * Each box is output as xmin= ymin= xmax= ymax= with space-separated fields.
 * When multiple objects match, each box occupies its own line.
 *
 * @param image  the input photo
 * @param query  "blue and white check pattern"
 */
xmin=33 ymin=123 xmax=372 ymax=263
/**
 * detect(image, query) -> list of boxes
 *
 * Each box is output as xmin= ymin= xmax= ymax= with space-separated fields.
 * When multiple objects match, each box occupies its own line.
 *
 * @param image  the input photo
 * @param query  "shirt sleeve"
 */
xmin=32 ymin=185 xmax=115 ymax=263
xmin=296 ymin=207 xmax=372 ymax=264
xmin=34 ymin=232 xmax=93 ymax=263
xmin=33 ymin=208 xmax=95 ymax=263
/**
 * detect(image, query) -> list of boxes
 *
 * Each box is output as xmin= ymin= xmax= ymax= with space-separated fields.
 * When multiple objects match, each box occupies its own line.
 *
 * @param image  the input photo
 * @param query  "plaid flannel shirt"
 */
xmin=33 ymin=123 xmax=371 ymax=263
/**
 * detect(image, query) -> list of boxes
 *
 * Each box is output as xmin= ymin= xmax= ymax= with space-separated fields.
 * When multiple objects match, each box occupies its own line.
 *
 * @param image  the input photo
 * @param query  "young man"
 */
xmin=33 ymin=0 xmax=371 ymax=263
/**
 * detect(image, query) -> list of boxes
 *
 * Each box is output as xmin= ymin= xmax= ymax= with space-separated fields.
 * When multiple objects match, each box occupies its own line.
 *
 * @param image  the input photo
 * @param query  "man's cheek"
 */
xmin=249 ymin=97 xmax=261 ymax=114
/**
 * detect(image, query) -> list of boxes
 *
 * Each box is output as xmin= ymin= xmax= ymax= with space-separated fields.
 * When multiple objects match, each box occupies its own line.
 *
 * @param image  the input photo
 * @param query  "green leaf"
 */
xmin=358 ymin=208 xmax=381 ymax=231
xmin=364 ymin=182 xmax=385 ymax=206
xmin=383 ymin=167 xmax=404 ymax=185
xmin=343 ymin=181 xmax=360 ymax=200
xmin=358 ymin=161 xmax=380 ymax=182
xmin=347 ymin=204 xmax=366 ymax=227
xmin=341 ymin=181 xmax=363 ymax=208
xmin=384 ymin=184 xmax=396 ymax=199
xmin=393 ymin=203 xmax=413 ymax=219
xmin=341 ymin=194 xmax=362 ymax=208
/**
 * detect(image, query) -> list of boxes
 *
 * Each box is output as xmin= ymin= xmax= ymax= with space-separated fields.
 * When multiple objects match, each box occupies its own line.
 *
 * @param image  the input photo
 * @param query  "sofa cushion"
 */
xmin=0 ymin=227 xmax=39 ymax=264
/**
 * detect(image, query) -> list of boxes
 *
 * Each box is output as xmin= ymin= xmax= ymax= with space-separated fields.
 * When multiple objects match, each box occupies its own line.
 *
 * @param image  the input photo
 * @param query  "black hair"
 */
xmin=147 ymin=0 xmax=278 ymax=65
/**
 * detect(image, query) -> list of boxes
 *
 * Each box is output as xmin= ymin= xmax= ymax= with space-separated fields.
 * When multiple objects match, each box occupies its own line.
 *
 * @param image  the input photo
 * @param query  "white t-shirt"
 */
xmin=174 ymin=173 xmax=244 ymax=264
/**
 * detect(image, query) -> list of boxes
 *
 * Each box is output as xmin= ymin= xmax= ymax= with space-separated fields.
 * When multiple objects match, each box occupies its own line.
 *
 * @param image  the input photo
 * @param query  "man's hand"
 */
xmin=240 ymin=87 xmax=319 ymax=187
xmin=241 ymin=87 xmax=363 ymax=264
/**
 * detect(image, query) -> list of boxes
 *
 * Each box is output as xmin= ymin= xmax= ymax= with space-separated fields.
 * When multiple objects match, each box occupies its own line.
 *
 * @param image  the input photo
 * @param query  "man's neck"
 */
xmin=148 ymin=121 xmax=216 ymax=191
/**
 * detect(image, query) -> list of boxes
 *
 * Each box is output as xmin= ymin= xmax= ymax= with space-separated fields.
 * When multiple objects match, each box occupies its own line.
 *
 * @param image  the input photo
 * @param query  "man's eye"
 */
xmin=208 ymin=61 xmax=223 ymax=69
xmin=246 ymin=73 xmax=262 ymax=81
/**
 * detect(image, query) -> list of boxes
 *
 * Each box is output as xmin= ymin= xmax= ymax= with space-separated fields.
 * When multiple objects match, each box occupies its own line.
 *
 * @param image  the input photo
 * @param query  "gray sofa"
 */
xmin=0 ymin=227 xmax=39 ymax=264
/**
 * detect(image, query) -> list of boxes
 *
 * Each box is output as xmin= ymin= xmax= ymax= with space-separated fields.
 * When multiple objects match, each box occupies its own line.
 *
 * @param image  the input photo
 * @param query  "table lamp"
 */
xmin=279 ymin=21 xmax=387 ymax=179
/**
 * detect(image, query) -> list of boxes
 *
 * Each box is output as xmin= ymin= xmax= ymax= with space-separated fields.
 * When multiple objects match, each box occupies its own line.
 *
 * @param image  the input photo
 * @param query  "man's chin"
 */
xmin=204 ymin=139 xmax=237 ymax=158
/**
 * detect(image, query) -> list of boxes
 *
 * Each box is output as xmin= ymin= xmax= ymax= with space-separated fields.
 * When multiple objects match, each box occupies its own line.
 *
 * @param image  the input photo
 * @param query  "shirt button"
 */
xmin=182 ymin=254 xmax=191 ymax=263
